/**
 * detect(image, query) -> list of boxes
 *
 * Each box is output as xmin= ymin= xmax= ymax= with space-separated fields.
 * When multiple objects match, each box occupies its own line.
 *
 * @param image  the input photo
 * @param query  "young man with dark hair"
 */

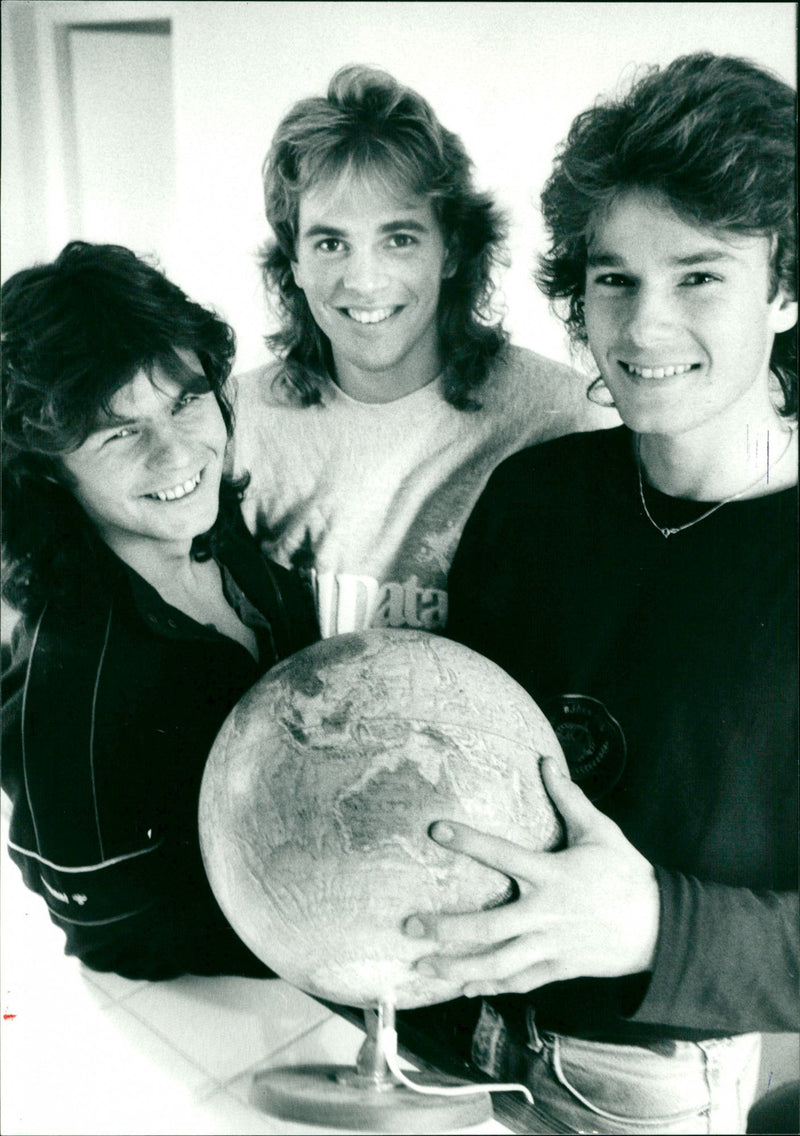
xmin=1 ymin=242 xmax=317 ymax=980
xmin=404 ymin=53 xmax=798 ymax=1133
xmin=233 ymin=65 xmax=615 ymax=637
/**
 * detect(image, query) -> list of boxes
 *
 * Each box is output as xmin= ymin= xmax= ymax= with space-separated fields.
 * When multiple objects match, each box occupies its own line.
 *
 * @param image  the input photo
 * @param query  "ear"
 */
xmin=441 ymin=248 xmax=458 ymax=281
xmin=769 ymin=288 xmax=798 ymax=335
xmin=290 ymin=259 xmax=305 ymax=292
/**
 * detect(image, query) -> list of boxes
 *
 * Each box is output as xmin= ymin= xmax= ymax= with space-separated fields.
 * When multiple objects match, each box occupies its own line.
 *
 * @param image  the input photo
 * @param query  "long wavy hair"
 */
xmin=537 ymin=53 xmax=797 ymax=416
xmin=260 ymin=64 xmax=508 ymax=411
xmin=2 ymin=241 xmax=244 ymax=617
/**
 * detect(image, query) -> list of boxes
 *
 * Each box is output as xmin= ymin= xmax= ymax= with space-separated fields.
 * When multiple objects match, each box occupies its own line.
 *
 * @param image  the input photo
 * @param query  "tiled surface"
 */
xmin=119 ymin=974 xmax=332 ymax=1081
xmin=1 ymin=796 xmax=508 ymax=1135
xmin=81 ymin=964 xmax=149 ymax=1004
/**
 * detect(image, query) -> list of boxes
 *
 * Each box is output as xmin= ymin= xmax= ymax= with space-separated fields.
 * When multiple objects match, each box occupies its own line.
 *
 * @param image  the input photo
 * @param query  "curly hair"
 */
xmin=260 ymin=64 xmax=508 ymax=411
xmin=538 ymin=53 xmax=797 ymax=416
xmin=2 ymin=241 xmax=242 ymax=616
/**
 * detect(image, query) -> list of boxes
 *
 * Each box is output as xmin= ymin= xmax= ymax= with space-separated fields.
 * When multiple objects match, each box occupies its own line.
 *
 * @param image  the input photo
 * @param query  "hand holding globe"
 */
xmin=403 ymin=762 xmax=661 ymax=998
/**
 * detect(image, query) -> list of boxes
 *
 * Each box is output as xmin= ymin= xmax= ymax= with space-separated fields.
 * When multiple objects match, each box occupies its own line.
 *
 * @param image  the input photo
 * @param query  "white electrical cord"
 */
xmin=378 ymin=1024 xmax=534 ymax=1105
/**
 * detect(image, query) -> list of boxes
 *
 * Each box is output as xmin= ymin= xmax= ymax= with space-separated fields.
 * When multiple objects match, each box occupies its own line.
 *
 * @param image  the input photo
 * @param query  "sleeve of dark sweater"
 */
xmin=630 ymin=869 xmax=798 ymax=1033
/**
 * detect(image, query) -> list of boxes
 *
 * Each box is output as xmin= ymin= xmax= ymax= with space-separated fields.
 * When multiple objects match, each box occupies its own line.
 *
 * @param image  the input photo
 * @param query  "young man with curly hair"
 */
xmin=232 ymin=65 xmax=614 ymax=637
xmin=405 ymin=53 xmax=797 ymax=1133
xmin=1 ymin=243 xmax=318 ymax=979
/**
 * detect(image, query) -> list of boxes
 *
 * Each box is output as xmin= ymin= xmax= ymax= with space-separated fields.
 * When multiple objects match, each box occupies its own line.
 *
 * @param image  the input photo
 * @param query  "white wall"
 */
xmin=69 ymin=26 xmax=175 ymax=252
xmin=2 ymin=0 xmax=797 ymax=377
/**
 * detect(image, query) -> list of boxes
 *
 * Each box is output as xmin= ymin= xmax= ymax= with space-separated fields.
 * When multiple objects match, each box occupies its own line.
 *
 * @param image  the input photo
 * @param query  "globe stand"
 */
xmin=249 ymin=1001 xmax=493 ymax=1133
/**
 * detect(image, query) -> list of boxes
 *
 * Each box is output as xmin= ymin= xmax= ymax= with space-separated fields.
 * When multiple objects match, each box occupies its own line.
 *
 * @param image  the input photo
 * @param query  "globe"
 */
xmin=198 ymin=629 xmax=565 ymax=1010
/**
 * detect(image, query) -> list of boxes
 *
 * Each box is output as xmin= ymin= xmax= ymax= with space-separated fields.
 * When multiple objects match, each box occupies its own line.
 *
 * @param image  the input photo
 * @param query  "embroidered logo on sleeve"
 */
xmin=40 ymin=876 xmax=90 ymax=906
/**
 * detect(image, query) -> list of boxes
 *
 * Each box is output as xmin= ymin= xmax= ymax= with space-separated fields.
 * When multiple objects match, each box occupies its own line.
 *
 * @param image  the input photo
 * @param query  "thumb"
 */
xmin=540 ymin=756 xmax=612 ymax=844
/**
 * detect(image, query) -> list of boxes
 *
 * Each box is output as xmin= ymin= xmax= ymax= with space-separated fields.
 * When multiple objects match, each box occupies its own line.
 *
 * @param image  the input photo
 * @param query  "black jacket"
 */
xmin=1 ymin=517 xmax=318 ymax=980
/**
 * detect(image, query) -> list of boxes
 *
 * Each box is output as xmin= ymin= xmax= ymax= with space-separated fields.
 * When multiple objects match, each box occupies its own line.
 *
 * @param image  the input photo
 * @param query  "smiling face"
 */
xmin=291 ymin=175 xmax=453 ymax=402
xmin=60 ymin=352 xmax=228 ymax=564
xmin=583 ymin=189 xmax=798 ymax=440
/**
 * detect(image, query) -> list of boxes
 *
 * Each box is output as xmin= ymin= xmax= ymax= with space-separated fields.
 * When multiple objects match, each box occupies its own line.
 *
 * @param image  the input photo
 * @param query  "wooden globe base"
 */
xmin=250 ymin=1004 xmax=492 ymax=1132
xmin=250 ymin=1064 xmax=492 ymax=1133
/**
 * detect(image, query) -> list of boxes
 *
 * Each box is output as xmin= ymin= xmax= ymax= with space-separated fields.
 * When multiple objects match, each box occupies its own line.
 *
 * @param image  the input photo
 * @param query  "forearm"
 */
xmin=6 ymin=830 xmax=273 ymax=982
xmin=629 ymin=869 xmax=798 ymax=1034
xmin=61 ymin=899 xmax=274 ymax=981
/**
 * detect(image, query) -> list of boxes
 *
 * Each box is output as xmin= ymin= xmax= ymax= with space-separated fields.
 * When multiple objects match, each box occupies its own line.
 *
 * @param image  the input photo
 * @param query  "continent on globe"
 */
xmin=199 ymin=629 xmax=566 ymax=1009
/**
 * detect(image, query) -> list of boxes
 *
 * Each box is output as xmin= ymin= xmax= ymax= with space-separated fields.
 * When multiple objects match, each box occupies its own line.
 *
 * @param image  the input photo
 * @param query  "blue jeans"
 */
xmin=471 ymin=1001 xmax=761 ymax=1134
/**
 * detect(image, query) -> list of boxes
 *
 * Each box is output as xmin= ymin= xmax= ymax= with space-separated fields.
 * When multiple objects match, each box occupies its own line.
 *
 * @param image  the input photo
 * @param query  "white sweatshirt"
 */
xmin=232 ymin=346 xmax=617 ymax=636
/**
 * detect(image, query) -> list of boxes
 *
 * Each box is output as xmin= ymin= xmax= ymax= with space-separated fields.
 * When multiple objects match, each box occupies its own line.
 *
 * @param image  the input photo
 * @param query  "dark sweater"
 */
xmin=1 ymin=518 xmax=318 ymax=980
xmin=447 ymin=426 xmax=798 ymax=1041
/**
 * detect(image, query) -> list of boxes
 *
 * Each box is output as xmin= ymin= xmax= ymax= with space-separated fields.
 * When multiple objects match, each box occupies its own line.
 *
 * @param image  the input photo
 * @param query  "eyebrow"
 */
xmin=301 ymin=219 xmax=430 ymax=240
xmin=88 ymin=413 xmax=137 ymax=438
xmin=175 ymin=370 xmax=212 ymax=394
xmin=90 ymin=372 xmax=210 ymax=434
xmin=586 ymin=250 xmax=737 ymax=268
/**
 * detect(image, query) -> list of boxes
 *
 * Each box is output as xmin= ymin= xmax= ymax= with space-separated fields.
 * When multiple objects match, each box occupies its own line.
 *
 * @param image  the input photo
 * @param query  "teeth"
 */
xmin=623 ymin=362 xmax=695 ymax=379
xmin=149 ymin=474 xmax=201 ymax=502
xmin=345 ymin=307 xmax=396 ymax=324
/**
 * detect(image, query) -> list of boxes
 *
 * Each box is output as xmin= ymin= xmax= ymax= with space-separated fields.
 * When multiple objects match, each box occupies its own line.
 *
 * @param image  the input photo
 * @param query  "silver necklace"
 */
xmin=636 ymin=429 xmax=797 ymax=539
